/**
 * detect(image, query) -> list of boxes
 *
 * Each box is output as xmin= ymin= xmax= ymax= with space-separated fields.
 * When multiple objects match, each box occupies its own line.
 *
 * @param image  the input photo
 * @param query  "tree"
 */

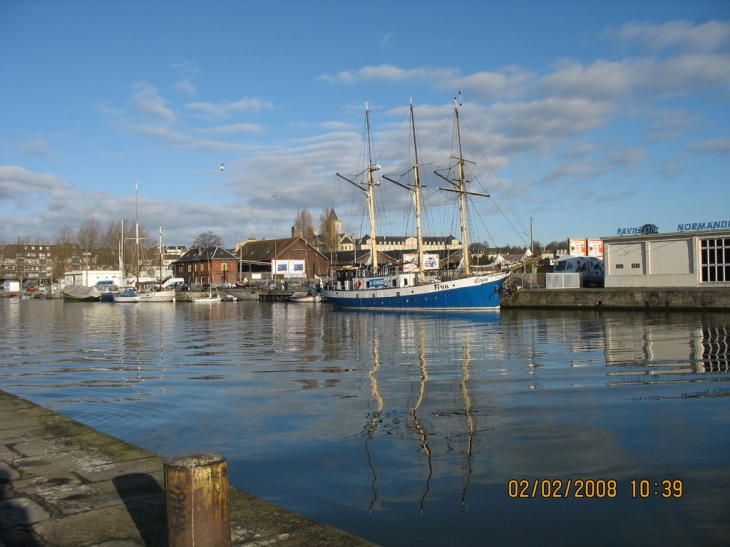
xmin=193 ymin=230 xmax=224 ymax=248
xmin=54 ymin=226 xmax=75 ymax=280
xmin=294 ymin=208 xmax=316 ymax=244
xmin=319 ymin=207 xmax=340 ymax=253
xmin=76 ymin=219 xmax=101 ymax=269
xmin=97 ymin=221 xmax=122 ymax=269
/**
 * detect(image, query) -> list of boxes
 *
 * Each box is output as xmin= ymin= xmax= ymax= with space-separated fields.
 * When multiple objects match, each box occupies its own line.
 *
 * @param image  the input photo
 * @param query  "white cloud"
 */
xmin=19 ymin=139 xmax=57 ymax=158
xmin=130 ymin=82 xmax=177 ymax=123
xmin=603 ymin=20 xmax=730 ymax=54
xmin=540 ymin=59 xmax=637 ymax=99
xmin=186 ymin=98 xmax=274 ymax=119
xmin=173 ymin=76 xmax=197 ymax=95
xmin=194 ymin=123 xmax=265 ymax=135
xmin=119 ymin=121 xmax=251 ymax=150
xmin=171 ymin=60 xmax=200 ymax=95
xmin=318 ymin=64 xmax=459 ymax=86
xmin=689 ymin=136 xmax=730 ymax=155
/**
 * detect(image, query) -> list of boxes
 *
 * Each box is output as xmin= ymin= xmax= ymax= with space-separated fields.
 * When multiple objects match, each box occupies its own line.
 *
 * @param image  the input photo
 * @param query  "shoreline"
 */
xmin=0 ymin=389 xmax=379 ymax=547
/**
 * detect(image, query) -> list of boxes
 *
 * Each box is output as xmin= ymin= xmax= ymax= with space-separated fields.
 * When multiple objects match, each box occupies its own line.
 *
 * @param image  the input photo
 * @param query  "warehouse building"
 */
xmin=602 ymin=225 xmax=730 ymax=288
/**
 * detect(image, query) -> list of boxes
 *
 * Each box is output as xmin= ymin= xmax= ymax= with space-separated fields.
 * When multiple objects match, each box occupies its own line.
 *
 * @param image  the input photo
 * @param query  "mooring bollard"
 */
xmin=164 ymin=452 xmax=231 ymax=547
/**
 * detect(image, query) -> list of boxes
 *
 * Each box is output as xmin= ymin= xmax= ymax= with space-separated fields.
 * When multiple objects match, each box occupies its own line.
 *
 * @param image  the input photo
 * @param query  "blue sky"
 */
xmin=1 ymin=0 xmax=729 ymax=249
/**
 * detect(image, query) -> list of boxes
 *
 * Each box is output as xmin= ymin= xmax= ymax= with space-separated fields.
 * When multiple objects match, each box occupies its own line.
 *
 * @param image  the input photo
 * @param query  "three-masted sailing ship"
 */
xmin=321 ymin=100 xmax=509 ymax=310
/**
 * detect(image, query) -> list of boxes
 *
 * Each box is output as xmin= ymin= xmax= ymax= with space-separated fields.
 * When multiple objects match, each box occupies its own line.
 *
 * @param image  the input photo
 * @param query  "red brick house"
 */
xmin=171 ymin=246 xmax=239 ymax=286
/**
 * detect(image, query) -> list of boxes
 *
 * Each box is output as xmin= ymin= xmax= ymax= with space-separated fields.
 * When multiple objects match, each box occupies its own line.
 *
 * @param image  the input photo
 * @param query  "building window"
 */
xmin=631 ymin=263 xmax=641 ymax=269
xmin=615 ymin=264 xmax=624 ymax=269
xmin=701 ymin=238 xmax=730 ymax=282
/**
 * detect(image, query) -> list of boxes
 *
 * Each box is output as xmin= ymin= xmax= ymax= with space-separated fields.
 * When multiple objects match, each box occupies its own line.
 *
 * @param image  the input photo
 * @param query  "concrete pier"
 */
xmin=0 ymin=390 xmax=379 ymax=547
xmin=501 ymin=286 xmax=730 ymax=310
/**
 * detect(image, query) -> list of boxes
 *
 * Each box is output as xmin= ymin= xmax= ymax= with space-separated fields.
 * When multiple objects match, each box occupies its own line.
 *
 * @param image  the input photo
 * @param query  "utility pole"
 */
xmin=524 ymin=217 xmax=535 ymax=257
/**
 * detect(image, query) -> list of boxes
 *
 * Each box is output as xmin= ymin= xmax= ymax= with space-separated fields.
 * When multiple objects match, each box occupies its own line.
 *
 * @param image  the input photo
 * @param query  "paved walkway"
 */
xmin=0 ymin=390 xmax=378 ymax=547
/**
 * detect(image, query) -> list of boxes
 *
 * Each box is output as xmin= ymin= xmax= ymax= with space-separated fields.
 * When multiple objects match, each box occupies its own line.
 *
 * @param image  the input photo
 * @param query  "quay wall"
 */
xmin=501 ymin=287 xmax=730 ymax=310
xmin=0 ymin=389 xmax=378 ymax=547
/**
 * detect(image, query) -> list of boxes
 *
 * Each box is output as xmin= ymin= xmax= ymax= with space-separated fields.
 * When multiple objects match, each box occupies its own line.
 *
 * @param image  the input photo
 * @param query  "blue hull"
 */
xmin=321 ymin=273 xmax=508 ymax=311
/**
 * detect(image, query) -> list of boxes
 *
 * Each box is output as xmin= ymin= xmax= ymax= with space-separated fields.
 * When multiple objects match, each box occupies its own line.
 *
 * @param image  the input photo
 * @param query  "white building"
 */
xmin=63 ymin=270 xmax=125 ymax=288
xmin=602 ymin=228 xmax=730 ymax=288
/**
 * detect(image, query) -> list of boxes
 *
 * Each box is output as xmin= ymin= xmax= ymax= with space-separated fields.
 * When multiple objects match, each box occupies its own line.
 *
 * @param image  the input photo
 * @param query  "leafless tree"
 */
xmin=53 ymin=226 xmax=75 ymax=280
xmin=76 ymin=219 xmax=102 ymax=269
xmin=319 ymin=207 xmax=340 ymax=253
xmin=193 ymin=230 xmax=224 ymax=248
xmin=294 ymin=208 xmax=316 ymax=244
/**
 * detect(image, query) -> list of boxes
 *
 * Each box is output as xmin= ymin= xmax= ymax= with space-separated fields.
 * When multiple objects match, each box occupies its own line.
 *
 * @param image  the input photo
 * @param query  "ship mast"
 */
xmin=336 ymin=103 xmax=381 ymax=273
xmin=411 ymin=103 xmax=425 ymax=279
xmin=435 ymin=98 xmax=490 ymax=277
xmin=454 ymin=104 xmax=471 ymax=276
xmin=365 ymin=106 xmax=379 ymax=272
xmin=383 ymin=101 xmax=425 ymax=280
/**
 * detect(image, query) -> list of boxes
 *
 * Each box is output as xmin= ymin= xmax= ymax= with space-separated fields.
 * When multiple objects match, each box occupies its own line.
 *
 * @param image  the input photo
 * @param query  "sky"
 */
xmin=1 ymin=0 xmax=729 ymax=250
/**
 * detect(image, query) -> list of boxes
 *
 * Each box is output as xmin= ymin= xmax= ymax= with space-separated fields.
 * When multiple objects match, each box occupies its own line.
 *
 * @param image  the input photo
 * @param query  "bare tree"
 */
xmin=54 ymin=226 xmax=75 ymax=280
xmin=76 ymin=219 xmax=102 ymax=269
xmin=319 ymin=207 xmax=340 ymax=253
xmin=294 ymin=208 xmax=316 ymax=244
xmin=193 ymin=230 xmax=224 ymax=248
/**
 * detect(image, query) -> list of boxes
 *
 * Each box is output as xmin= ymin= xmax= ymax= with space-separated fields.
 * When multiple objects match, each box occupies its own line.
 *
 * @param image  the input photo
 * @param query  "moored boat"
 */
xmin=321 ymin=100 xmax=509 ymax=311
xmin=289 ymin=290 xmax=322 ymax=303
xmin=62 ymin=284 xmax=102 ymax=302
xmin=192 ymin=294 xmax=222 ymax=303
xmin=113 ymin=289 xmax=141 ymax=303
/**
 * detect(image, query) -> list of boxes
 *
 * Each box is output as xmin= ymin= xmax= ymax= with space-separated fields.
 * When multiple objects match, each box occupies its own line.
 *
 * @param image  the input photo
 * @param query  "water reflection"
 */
xmin=1 ymin=301 xmax=729 ymax=546
xmin=603 ymin=313 xmax=730 ymax=388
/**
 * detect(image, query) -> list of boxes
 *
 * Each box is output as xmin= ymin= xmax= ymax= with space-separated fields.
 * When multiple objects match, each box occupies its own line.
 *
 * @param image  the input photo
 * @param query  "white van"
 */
xmin=554 ymin=256 xmax=605 ymax=287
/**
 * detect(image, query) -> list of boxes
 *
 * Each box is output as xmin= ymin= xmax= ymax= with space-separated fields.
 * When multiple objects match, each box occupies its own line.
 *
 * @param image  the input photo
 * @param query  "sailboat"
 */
xmin=192 ymin=247 xmax=222 ymax=303
xmin=113 ymin=193 xmax=145 ymax=303
xmin=321 ymin=100 xmax=510 ymax=310
xmin=136 ymin=226 xmax=176 ymax=302
xmin=114 ymin=186 xmax=175 ymax=303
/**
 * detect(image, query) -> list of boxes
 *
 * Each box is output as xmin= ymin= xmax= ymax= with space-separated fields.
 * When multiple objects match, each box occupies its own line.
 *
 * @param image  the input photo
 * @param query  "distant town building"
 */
xmin=235 ymin=237 xmax=330 ymax=280
xmin=171 ymin=246 xmax=239 ymax=286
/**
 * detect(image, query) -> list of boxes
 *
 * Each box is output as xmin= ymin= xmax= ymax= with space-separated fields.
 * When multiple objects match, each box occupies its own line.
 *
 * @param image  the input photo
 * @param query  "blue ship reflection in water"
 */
xmin=1 ymin=300 xmax=729 ymax=546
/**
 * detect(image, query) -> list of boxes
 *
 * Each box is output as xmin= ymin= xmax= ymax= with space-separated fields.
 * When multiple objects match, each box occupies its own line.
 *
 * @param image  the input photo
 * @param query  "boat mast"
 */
xmin=383 ymin=101 xmax=426 ymax=280
xmin=435 ymin=98 xmax=490 ymax=278
xmin=158 ymin=225 xmax=163 ymax=289
xmin=119 ymin=218 xmax=124 ymax=272
xmin=336 ymin=103 xmax=381 ymax=274
xmin=410 ymin=102 xmax=425 ymax=279
xmin=454 ymin=103 xmax=471 ymax=276
xmin=134 ymin=182 xmax=140 ymax=285
xmin=365 ymin=105 xmax=379 ymax=272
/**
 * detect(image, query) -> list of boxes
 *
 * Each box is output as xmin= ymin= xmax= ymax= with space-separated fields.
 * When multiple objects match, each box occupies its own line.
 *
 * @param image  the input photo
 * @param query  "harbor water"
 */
xmin=1 ymin=299 xmax=729 ymax=546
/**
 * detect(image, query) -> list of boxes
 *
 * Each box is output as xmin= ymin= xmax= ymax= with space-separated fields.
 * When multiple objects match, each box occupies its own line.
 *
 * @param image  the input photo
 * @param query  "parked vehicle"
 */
xmin=554 ymin=256 xmax=605 ymax=287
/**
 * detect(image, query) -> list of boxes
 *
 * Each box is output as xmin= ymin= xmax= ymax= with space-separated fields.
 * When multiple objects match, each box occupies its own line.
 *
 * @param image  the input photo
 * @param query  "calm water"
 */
xmin=2 ymin=299 xmax=729 ymax=546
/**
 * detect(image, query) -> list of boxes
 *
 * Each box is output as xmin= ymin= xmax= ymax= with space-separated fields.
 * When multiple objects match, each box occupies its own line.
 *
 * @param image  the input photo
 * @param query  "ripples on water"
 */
xmin=2 ymin=299 xmax=729 ymax=546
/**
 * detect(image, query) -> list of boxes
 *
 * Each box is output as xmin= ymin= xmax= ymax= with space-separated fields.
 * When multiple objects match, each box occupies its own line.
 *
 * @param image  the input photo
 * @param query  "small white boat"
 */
xmin=113 ymin=289 xmax=141 ymax=303
xmin=289 ymin=291 xmax=322 ymax=303
xmin=192 ymin=295 xmax=222 ymax=303
xmin=137 ymin=290 xmax=176 ymax=302
xmin=192 ymin=290 xmax=222 ymax=303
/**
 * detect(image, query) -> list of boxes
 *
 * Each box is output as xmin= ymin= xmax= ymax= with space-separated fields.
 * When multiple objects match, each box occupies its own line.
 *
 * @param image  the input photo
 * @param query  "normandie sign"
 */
xmin=617 ymin=220 xmax=729 ymax=236
xmin=676 ymin=221 xmax=730 ymax=232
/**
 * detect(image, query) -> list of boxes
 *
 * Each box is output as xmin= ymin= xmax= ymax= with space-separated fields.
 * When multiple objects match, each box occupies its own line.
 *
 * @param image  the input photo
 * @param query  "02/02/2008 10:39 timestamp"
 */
xmin=507 ymin=479 xmax=683 ymax=498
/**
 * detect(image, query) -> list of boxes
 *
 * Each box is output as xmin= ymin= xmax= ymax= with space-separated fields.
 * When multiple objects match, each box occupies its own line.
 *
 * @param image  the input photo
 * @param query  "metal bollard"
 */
xmin=164 ymin=453 xmax=231 ymax=547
